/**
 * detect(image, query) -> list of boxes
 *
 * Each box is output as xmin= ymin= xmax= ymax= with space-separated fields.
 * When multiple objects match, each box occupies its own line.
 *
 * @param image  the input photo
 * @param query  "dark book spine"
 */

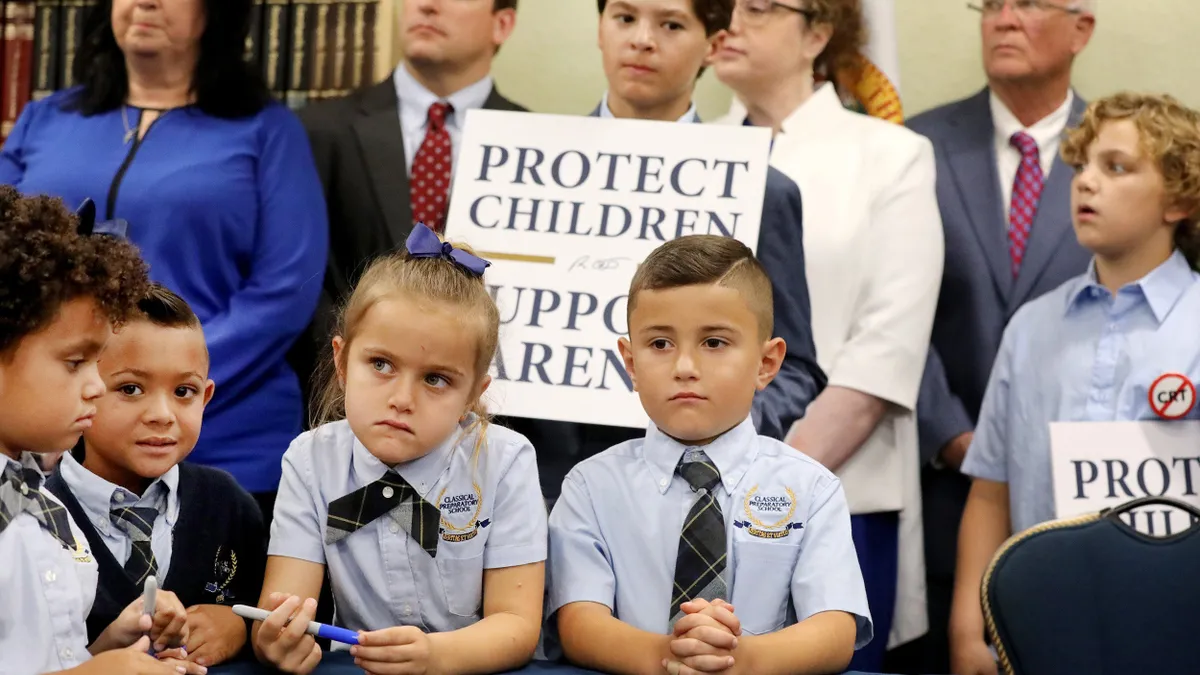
xmin=57 ymin=0 xmax=85 ymax=89
xmin=2 ymin=1 xmax=34 ymax=141
xmin=362 ymin=0 xmax=378 ymax=88
xmin=30 ymin=0 xmax=56 ymax=99
xmin=262 ymin=0 xmax=289 ymax=101
xmin=244 ymin=0 xmax=264 ymax=66
xmin=285 ymin=0 xmax=310 ymax=109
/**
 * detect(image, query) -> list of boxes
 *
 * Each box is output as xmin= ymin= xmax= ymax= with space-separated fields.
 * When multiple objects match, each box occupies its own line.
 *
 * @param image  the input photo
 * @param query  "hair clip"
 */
xmin=74 ymin=198 xmax=130 ymax=239
xmin=404 ymin=223 xmax=491 ymax=277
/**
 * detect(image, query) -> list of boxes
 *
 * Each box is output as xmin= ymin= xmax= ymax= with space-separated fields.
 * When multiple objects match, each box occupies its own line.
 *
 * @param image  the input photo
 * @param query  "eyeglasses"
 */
xmin=733 ymin=0 xmax=816 ymax=28
xmin=967 ymin=0 xmax=1082 ymax=19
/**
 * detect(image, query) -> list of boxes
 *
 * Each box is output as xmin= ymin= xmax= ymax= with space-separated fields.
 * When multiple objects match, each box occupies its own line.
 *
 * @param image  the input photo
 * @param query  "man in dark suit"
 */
xmin=294 ymin=0 xmax=526 ymax=396
xmin=508 ymin=0 xmax=825 ymax=502
xmin=895 ymin=2 xmax=1096 ymax=672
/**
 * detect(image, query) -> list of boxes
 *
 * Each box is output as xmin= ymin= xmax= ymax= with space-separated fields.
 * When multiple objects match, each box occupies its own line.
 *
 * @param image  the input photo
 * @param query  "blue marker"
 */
xmin=232 ymin=604 xmax=360 ymax=645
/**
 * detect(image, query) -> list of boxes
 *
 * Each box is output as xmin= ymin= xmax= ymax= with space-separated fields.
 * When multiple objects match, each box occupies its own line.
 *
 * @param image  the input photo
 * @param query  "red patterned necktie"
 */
xmin=1007 ymin=131 xmax=1045 ymax=277
xmin=410 ymin=101 xmax=454 ymax=233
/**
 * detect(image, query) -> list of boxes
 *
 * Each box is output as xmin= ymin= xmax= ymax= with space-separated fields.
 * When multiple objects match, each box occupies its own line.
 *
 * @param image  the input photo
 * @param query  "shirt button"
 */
xmin=45 ymin=569 xmax=57 ymax=583
xmin=382 ymin=486 xmax=395 ymax=499
xmin=113 ymin=492 xmax=125 ymax=503
xmin=659 ymin=478 xmax=668 ymax=488
xmin=60 ymin=648 xmax=72 ymax=661
xmin=389 ymin=521 xmax=400 ymax=534
xmin=404 ymin=604 xmax=412 ymax=615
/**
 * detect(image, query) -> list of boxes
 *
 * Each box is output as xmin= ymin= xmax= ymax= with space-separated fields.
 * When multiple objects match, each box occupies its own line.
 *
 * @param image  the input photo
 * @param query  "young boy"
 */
xmin=46 ymin=284 xmax=267 ymax=669
xmin=0 ymin=186 xmax=191 ymax=674
xmin=509 ymin=0 xmax=824 ymax=511
xmin=548 ymin=235 xmax=871 ymax=675
xmin=949 ymin=92 xmax=1200 ymax=675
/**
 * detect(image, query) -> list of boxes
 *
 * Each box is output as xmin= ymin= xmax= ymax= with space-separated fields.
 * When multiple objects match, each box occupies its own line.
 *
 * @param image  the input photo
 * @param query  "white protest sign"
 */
xmin=1051 ymin=421 xmax=1200 ymax=536
xmin=444 ymin=109 xmax=771 ymax=428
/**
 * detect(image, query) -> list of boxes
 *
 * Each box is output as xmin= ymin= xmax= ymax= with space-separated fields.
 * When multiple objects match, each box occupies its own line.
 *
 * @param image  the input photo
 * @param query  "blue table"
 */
xmin=211 ymin=652 xmax=889 ymax=674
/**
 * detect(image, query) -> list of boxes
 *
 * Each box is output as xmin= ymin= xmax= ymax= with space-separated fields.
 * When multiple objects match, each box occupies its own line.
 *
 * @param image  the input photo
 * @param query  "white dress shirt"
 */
xmin=990 ymin=90 xmax=1074 ymax=222
xmin=393 ymin=64 xmax=494 ymax=173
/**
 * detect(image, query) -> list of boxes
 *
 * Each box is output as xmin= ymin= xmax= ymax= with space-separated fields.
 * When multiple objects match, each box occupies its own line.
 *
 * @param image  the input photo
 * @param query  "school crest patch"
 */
xmin=734 ymin=486 xmax=803 ymax=539
xmin=203 ymin=546 xmax=238 ymax=603
xmin=438 ymin=484 xmax=490 ymax=543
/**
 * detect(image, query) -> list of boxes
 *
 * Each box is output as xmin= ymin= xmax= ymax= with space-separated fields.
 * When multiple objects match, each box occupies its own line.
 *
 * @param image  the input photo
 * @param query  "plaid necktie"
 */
xmin=410 ymin=101 xmax=454 ymax=233
xmin=0 ymin=460 xmax=76 ymax=549
xmin=111 ymin=492 xmax=160 ymax=585
xmin=325 ymin=471 xmax=441 ymax=557
xmin=670 ymin=449 xmax=727 ymax=623
xmin=1008 ymin=131 xmax=1046 ymax=277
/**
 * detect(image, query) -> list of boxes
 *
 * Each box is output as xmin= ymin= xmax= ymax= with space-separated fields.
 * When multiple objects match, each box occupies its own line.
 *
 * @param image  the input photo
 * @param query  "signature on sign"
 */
xmin=568 ymin=255 xmax=632 ymax=272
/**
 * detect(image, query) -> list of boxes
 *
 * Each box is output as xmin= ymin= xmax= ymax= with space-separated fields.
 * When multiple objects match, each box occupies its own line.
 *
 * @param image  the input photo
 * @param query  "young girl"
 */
xmin=251 ymin=224 xmax=548 ymax=675
xmin=950 ymin=92 xmax=1200 ymax=675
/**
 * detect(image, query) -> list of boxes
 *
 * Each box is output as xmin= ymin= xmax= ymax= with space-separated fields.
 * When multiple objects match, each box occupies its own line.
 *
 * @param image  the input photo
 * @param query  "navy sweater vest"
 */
xmin=46 ymin=462 xmax=267 ymax=644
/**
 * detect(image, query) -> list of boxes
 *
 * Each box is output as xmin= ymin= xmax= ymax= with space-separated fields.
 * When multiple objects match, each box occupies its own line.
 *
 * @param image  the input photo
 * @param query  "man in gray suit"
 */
xmin=505 ymin=0 xmax=825 ymax=502
xmin=897 ymin=1 xmax=1097 ymax=671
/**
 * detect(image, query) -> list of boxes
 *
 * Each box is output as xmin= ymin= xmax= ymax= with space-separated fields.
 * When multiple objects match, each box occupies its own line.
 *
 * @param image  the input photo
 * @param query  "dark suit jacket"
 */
xmin=907 ymin=89 xmax=1091 ymax=582
xmin=507 ymin=105 xmax=826 ymax=500
xmin=291 ymin=79 xmax=527 ymax=403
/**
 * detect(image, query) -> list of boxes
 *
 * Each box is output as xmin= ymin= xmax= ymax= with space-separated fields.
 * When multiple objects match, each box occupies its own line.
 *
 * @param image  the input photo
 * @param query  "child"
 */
xmin=548 ymin=235 xmax=872 ymax=675
xmin=45 ymin=283 xmax=267 ymax=669
xmin=950 ymin=92 xmax=1200 ymax=675
xmin=251 ymin=223 xmax=547 ymax=675
xmin=0 ymin=186 xmax=194 ymax=674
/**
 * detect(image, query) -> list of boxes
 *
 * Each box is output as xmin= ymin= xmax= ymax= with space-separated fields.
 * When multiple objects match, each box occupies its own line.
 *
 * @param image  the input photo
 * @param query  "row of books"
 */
xmin=1 ymin=0 xmax=388 ymax=141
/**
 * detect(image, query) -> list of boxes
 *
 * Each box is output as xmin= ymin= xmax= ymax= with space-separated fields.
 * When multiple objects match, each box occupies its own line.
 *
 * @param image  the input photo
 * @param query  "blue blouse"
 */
xmin=0 ymin=89 xmax=329 ymax=493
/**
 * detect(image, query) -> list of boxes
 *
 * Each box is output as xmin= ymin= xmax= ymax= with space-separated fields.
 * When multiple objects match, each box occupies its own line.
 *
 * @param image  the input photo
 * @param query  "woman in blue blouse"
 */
xmin=0 ymin=0 xmax=329 ymax=514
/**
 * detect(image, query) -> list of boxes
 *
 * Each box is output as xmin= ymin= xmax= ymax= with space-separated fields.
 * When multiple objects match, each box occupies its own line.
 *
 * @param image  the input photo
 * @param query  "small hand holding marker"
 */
xmin=666 ymin=599 xmax=742 ymax=675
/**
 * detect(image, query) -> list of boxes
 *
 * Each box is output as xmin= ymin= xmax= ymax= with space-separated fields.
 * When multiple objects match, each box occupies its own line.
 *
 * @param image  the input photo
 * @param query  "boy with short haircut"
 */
xmin=950 ymin=92 xmax=1200 ymax=675
xmin=46 ymin=284 xmax=267 ymax=670
xmin=0 ymin=186 xmax=188 ymax=675
xmin=548 ymin=235 xmax=871 ymax=675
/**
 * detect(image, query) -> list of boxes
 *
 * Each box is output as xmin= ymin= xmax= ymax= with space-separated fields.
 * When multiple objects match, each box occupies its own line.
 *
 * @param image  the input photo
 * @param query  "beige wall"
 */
xmin=390 ymin=0 xmax=1200 ymax=120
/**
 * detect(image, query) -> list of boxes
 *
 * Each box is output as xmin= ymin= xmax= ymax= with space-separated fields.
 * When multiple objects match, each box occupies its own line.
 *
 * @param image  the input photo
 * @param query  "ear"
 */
xmin=1071 ymin=13 xmax=1096 ymax=54
xmin=201 ymin=379 xmax=216 ymax=408
xmin=803 ymin=21 xmax=834 ymax=64
xmin=703 ymin=29 xmax=724 ymax=67
xmin=493 ymin=7 xmax=517 ymax=48
xmin=474 ymin=374 xmax=492 ymax=406
xmin=756 ymin=337 xmax=786 ymax=391
xmin=332 ymin=336 xmax=347 ymax=388
xmin=1164 ymin=203 xmax=1193 ymax=227
xmin=617 ymin=337 xmax=639 ymax=392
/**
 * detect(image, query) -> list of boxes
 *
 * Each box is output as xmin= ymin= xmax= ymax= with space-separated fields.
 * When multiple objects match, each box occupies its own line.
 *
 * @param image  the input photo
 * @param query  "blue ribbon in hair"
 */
xmin=74 ymin=198 xmax=129 ymax=239
xmin=405 ymin=222 xmax=491 ymax=277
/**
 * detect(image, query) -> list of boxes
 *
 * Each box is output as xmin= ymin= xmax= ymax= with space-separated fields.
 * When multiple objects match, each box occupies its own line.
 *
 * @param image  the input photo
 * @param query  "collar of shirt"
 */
xmin=990 ymin=89 xmax=1074 ymax=176
xmin=641 ymin=416 xmax=758 ymax=495
xmin=1065 ymin=250 xmax=1198 ymax=322
xmin=348 ymin=415 xmax=480 ymax=501
xmin=5 ymin=452 xmax=43 ymax=481
xmin=599 ymin=91 xmax=698 ymax=123
xmin=394 ymin=64 xmax=493 ymax=137
xmin=59 ymin=452 xmax=180 ymax=529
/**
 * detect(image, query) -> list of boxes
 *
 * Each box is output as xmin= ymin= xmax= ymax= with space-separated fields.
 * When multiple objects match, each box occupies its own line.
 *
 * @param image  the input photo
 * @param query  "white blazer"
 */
xmin=715 ymin=83 xmax=944 ymax=647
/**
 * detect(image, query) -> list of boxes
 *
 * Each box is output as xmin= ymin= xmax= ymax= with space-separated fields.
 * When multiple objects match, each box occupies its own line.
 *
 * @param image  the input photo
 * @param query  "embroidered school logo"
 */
xmin=72 ymin=535 xmax=93 ymax=564
xmin=437 ymin=484 xmax=490 ymax=543
xmin=203 ymin=546 xmax=238 ymax=603
xmin=734 ymin=486 xmax=802 ymax=540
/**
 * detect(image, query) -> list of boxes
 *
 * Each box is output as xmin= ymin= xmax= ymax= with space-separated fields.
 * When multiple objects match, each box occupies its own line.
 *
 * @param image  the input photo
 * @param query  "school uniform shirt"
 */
xmin=46 ymin=459 xmax=267 ymax=644
xmin=547 ymin=416 xmax=872 ymax=647
xmin=57 ymin=453 xmax=180 ymax=574
xmin=716 ymin=83 xmax=942 ymax=646
xmin=0 ymin=452 xmax=97 ymax=675
xmin=269 ymin=416 xmax=548 ymax=640
xmin=963 ymin=251 xmax=1200 ymax=533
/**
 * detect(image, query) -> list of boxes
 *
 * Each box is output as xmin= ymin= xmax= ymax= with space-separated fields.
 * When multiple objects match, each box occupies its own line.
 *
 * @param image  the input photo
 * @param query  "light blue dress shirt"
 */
xmin=547 ymin=416 xmax=872 ymax=647
xmin=58 ymin=453 xmax=180 ymax=574
xmin=963 ymin=251 xmax=1200 ymax=533
xmin=269 ymin=416 xmax=548 ymax=641
xmin=0 ymin=452 xmax=98 ymax=674
xmin=393 ymin=65 xmax=494 ymax=173
xmin=597 ymin=91 xmax=698 ymax=123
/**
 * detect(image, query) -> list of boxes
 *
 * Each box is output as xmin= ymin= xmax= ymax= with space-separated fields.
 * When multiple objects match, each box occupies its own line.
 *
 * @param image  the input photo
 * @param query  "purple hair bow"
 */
xmin=405 ymin=223 xmax=491 ymax=277
xmin=75 ymin=198 xmax=129 ymax=239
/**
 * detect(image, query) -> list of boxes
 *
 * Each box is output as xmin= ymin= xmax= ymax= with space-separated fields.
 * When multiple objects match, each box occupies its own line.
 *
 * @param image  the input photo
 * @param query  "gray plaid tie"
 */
xmin=111 ymin=489 xmax=161 ymax=584
xmin=0 ymin=460 xmax=75 ymax=549
xmin=670 ymin=449 xmax=728 ymax=623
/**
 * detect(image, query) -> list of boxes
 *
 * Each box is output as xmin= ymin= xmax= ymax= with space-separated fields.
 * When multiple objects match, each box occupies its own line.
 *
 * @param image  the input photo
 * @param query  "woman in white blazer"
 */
xmin=713 ymin=0 xmax=945 ymax=669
